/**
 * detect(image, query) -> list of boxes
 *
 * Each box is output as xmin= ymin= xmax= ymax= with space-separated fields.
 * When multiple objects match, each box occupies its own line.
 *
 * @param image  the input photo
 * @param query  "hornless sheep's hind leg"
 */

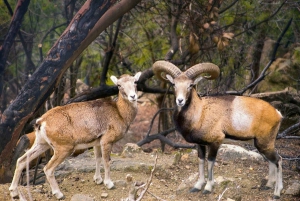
xmin=44 ymin=147 xmax=73 ymax=200
xmin=9 ymin=143 xmax=49 ymax=198
xmin=93 ymin=145 xmax=103 ymax=184
xmin=190 ymin=145 xmax=206 ymax=193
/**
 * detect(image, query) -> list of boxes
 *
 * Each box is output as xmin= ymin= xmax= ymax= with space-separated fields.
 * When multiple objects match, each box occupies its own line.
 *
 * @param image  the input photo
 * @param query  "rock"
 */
xmin=71 ymin=194 xmax=94 ymax=201
xmin=218 ymin=144 xmax=264 ymax=162
xmin=101 ymin=192 xmax=109 ymax=198
xmin=121 ymin=143 xmax=142 ymax=158
xmin=115 ymin=180 xmax=127 ymax=187
xmin=176 ymin=173 xmax=198 ymax=194
xmin=285 ymin=181 xmax=300 ymax=196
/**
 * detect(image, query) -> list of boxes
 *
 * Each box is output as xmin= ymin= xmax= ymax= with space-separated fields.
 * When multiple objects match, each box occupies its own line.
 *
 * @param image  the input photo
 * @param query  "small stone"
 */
xmin=71 ymin=194 xmax=94 ymax=201
xmin=181 ymin=154 xmax=189 ymax=161
xmin=101 ymin=192 xmax=109 ymax=198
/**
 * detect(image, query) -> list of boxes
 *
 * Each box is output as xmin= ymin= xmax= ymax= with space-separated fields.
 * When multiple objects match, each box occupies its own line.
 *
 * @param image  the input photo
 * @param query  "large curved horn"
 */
xmin=184 ymin=63 xmax=220 ymax=80
xmin=153 ymin=61 xmax=182 ymax=81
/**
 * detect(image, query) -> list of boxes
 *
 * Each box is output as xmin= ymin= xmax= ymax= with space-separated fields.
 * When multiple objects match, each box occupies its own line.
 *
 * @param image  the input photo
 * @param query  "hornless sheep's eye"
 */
xmin=134 ymin=81 xmax=138 ymax=84
xmin=117 ymin=85 xmax=121 ymax=88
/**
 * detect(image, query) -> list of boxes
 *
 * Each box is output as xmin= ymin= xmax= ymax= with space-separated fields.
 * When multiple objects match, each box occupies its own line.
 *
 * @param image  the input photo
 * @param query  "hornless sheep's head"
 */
xmin=110 ymin=72 xmax=141 ymax=103
xmin=153 ymin=61 xmax=220 ymax=107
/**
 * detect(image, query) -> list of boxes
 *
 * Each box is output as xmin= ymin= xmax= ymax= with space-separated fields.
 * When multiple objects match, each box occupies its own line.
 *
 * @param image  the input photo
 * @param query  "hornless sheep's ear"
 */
xmin=193 ymin=76 xmax=203 ymax=85
xmin=110 ymin=75 xmax=118 ymax=85
xmin=134 ymin=72 xmax=142 ymax=81
xmin=166 ymin=74 xmax=174 ymax=84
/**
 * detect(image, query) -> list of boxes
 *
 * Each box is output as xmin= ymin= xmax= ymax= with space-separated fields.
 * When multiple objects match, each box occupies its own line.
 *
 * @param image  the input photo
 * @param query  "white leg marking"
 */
xmin=93 ymin=146 xmax=103 ymax=185
xmin=101 ymin=142 xmax=114 ymax=189
xmin=274 ymin=157 xmax=283 ymax=198
xmin=204 ymin=160 xmax=215 ymax=192
xmin=266 ymin=161 xmax=276 ymax=188
xmin=194 ymin=159 xmax=206 ymax=190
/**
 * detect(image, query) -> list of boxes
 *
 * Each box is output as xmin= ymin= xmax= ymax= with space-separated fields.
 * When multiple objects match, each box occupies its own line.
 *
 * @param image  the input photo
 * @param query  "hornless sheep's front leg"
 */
xmin=100 ymin=139 xmax=114 ymax=189
xmin=203 ymin=143 xmax=220 ymax=194
xmin=190 ymin=145 xmax=206 ymax=192
xmin=93 ymin=145 xmax=103 ymax=185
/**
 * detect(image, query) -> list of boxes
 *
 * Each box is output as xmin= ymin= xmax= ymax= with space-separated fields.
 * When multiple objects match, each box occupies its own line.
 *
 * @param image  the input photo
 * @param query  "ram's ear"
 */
xmin=193 ymin=76 xmax=203 ymax=85
xmin=110 ymin=75 xmax=118 ymax=85
xmin=134 ymin=72 xmax=142 ymax=81
xmin=166 ymin=74 xmax=174 ymax=84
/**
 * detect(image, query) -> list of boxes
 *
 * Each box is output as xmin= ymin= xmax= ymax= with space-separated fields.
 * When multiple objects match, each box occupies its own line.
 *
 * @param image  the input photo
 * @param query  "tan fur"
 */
xmin=10 ymin=73 xmax=141 ymax=200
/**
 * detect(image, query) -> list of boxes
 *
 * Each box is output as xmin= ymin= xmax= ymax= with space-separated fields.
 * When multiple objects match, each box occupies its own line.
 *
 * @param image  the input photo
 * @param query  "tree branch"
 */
xmin=226 ymin=18 xmax=293 ymax=95
xmin=234 ymin=0 xmax=287 ymax=38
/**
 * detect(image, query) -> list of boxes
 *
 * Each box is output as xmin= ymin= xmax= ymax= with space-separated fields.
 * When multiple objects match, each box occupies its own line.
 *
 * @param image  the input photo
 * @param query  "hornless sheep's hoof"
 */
xmin=9 ymin=190 xmax=19 ymax=199
xmin=94 ymin=178 xmax=103 ymax=185
xmin=54 ymin=192 xmax=65 ymax=200
xmin=189 ymin=188 xmax=201 ymax=193
xmin=273 ymin=195 xmax=280 ymax=200
xmin=202 ymin=190 xmax=211 ymax=194
xmin=104 ymin=180 xmax=115 ymax=189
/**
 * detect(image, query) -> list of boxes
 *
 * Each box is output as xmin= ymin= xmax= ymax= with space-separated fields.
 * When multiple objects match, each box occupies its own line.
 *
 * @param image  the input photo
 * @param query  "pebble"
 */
xmin=101 ymin=192 xmax=109 ymax=198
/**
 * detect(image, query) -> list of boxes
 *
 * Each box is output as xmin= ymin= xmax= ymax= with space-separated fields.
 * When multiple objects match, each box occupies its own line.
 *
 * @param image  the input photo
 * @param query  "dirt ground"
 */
xmin=0 ymin=98 xmax=299 ymax=201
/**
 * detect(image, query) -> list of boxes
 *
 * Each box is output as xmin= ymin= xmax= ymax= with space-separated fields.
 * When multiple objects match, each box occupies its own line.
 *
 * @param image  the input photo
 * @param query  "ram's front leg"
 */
xmin=190 ymin=145 xmax=206 ymax=192
xmin=100 ymin=136 xmax=115 ymax=189
xmin=203 ymin=142 xmax=220 ymax=194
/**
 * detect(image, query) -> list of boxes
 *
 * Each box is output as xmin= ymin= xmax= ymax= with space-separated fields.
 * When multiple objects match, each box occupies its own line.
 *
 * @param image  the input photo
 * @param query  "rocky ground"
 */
xmin=0 ymin=98 xmax=299 ymax=201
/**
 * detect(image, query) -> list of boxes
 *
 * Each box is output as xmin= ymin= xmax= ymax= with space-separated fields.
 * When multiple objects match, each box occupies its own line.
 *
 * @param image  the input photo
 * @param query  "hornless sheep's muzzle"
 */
xmin=128 ymin=93 xmax=137 ymax=102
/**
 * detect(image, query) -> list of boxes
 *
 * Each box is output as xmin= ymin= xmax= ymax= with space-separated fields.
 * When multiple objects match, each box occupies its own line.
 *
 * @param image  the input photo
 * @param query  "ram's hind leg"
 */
xmin=255 ymin=139 xmax=283 ymax=199
xmin=44 ymin=146 xmax=73 ymax=199
xmin=9 ymin=143 xmax=50 ymax=198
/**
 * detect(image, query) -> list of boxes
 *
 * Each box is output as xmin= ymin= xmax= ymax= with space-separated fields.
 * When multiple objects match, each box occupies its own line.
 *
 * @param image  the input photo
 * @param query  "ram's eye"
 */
xmin=117 ymin=84 xmax=121 ymax=88
xmin=188 ymin=84 xmax=194 ymax=88
xmin=134 ymin=81 xmax=138 ymax=84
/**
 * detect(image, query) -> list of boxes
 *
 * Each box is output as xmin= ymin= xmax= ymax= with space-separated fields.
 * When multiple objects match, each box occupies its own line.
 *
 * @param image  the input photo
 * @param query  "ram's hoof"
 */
xmin=273 ymin=195 xmax=280 ymax=199
xmin=260 ymin=186 xmax=271 ymax=190
xmin=202 ymin=190 xmax=211 ymax=194
xmin=189 ymin=188 xmax=200 ymax=193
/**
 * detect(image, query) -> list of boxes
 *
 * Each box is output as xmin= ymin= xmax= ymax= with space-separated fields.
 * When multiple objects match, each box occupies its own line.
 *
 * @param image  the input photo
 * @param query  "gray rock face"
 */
xmin=285 ymin=181 xmax=300 ymax=196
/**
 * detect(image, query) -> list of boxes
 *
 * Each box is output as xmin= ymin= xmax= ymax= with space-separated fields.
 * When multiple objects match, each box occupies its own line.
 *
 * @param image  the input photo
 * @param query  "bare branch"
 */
xmin=234 ymin=0 xmax=288 ymax=38
xmin=226 ymin=18 xmax=293 ymax=95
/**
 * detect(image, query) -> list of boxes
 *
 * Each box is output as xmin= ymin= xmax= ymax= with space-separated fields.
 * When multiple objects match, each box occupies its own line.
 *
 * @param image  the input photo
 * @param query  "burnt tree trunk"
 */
xmin=0 ymin=0 xmax=142 ymax=183
xmin=0 ymin=0 xmax=31 ymax=98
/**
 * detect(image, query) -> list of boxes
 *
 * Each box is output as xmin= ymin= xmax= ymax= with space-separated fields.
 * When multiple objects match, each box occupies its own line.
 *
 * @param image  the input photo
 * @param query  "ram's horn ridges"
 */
xmin=152 ymin=60 xmax=182 ymax=81
xmin=184 ymin=63 xmax=220 ymax=80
